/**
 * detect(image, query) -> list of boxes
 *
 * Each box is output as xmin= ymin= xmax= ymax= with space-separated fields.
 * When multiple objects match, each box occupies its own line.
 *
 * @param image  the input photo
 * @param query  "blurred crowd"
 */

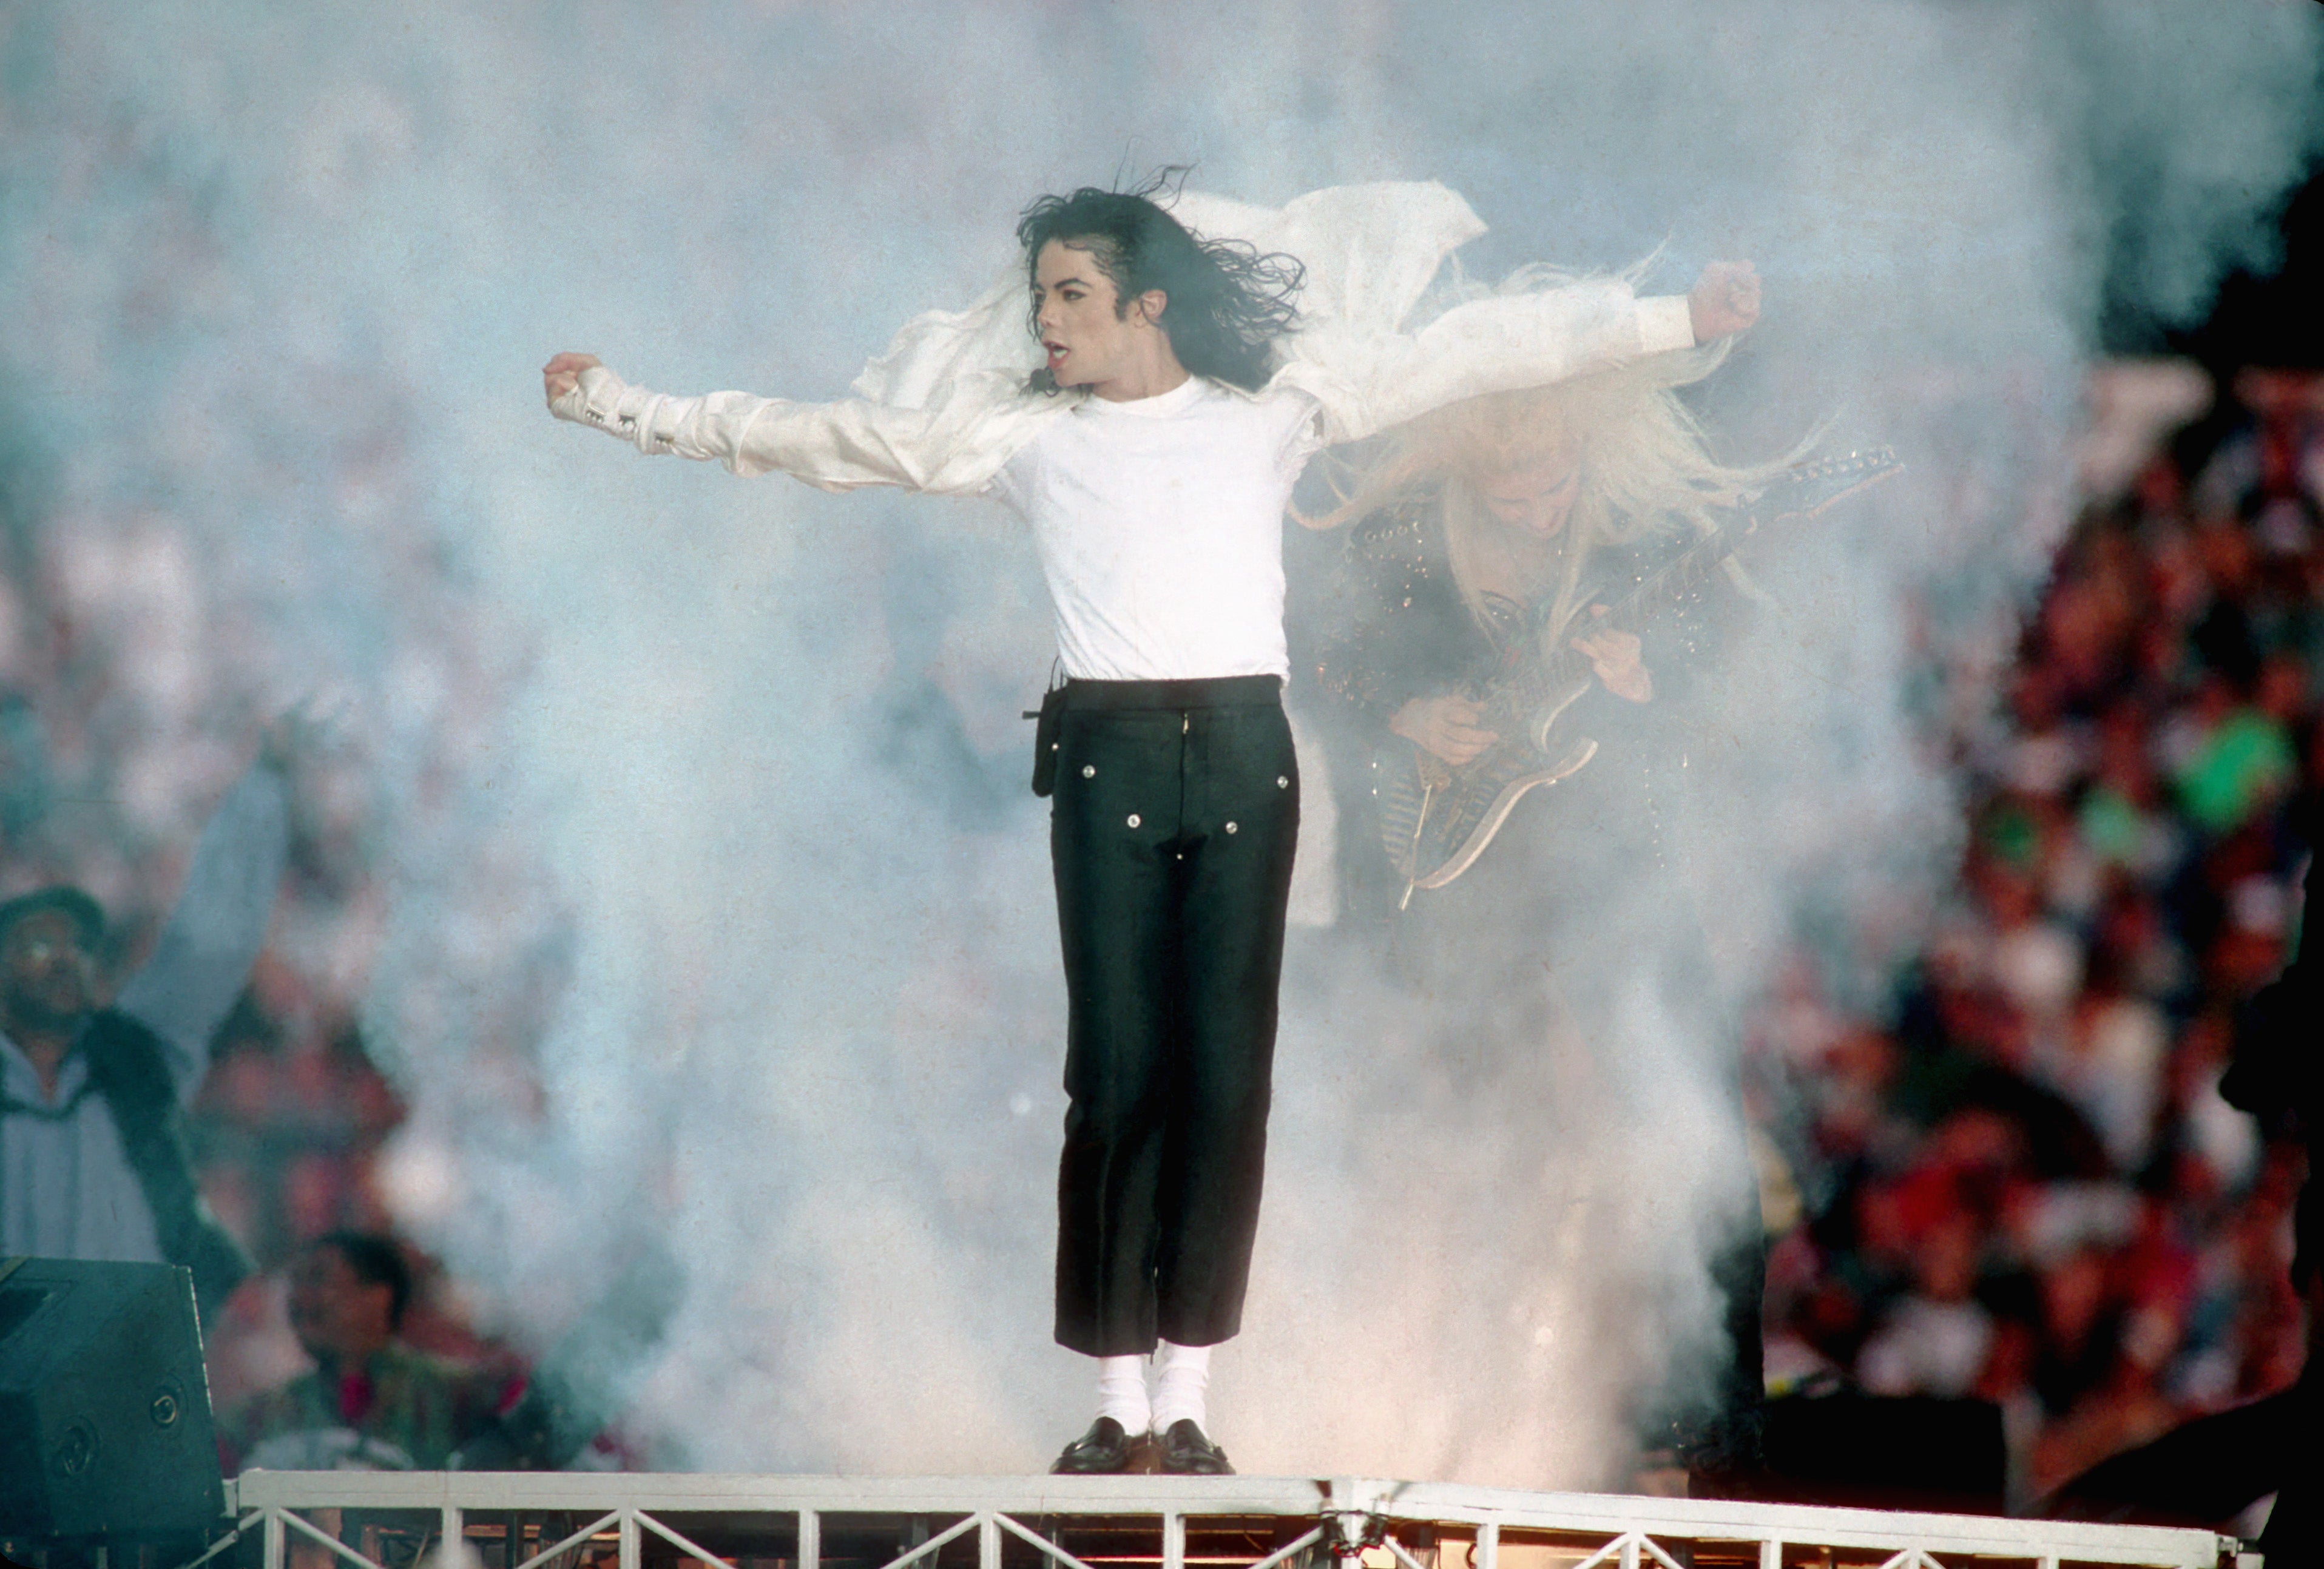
xmin=4 ymin=365 xmax=2322 ymax=1501
xmin=0 ymin=462 xmax=521 ymax=1435
xmin=1749 ymin=366 xmax=2324 ymax=1508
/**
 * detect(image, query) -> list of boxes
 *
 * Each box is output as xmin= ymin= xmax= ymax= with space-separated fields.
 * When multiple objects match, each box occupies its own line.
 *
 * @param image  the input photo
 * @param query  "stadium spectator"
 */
xmin=223 ymin=1229 xmax=512 ymax=1472
xmin=1754 ymin=368 xmax=2324 ymax=1530
xmin=0 ymin=717 xmax=302 ymax=1317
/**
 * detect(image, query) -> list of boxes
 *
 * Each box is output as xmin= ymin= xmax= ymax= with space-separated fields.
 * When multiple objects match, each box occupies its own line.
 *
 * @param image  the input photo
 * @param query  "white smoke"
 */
xmin=2 ymin=0 xmax=2318 ymax=1485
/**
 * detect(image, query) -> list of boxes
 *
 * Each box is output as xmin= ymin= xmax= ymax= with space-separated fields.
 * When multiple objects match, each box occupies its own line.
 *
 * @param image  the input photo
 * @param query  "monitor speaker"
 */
xmin=1760 ymin=1392 xmax=2007 ymax=1511
xmin=0 ymin=1258 xmax=225 ymax=1539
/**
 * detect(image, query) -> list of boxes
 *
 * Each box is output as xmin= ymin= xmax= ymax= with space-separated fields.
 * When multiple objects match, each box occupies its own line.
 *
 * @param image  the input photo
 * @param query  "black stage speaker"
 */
xmin=0 ymin=1258 xmax=225 ymax=1539
xmin=1761 ymin=1393 xmax=2007 ymax=1513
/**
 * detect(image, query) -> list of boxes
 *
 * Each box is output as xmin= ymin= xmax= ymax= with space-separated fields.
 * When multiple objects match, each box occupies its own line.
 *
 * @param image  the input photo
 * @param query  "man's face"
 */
xmin=1033 ymin=239 xmax=1157 ymax=391
xmin=0 ymin=910 xmax=96 ymax=1027
xmin=287 ymin=1245 xmax=396 ymax=1366
xmin=1478 ymin=450 xmax=1583 ymax=540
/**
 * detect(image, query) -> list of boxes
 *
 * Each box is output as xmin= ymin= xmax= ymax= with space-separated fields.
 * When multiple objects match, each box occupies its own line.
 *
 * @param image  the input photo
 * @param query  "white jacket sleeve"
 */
xmin=1274 ymin=282 xmax=1698 ymax=447
xmin=551 ymin=363 xmax=1057 ymax=498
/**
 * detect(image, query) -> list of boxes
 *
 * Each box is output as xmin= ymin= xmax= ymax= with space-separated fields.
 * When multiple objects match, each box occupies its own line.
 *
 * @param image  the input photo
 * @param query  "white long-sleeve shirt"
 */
xmin=0 ymin=760 xmax=291 ymax=1263
xmin=552 ymin=182 xmax=1697 ymax=681
xmin=988 ymin=375 xmax=1319 ymax=680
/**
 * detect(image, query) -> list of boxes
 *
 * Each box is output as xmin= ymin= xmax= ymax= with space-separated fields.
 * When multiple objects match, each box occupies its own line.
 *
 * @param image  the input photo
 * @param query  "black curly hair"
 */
xmin=1017 ymin=170 xmax=1304 ymax=393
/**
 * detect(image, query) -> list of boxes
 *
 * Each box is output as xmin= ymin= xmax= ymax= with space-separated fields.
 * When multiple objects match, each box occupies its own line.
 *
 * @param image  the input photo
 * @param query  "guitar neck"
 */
xmin=1585 ymin=528 xmax=1738 ymax=636
xmin=1482 ymin=525 xmax=1739 ymax=719
xmin=1472 ymin=451 xmax=1900 ymax=724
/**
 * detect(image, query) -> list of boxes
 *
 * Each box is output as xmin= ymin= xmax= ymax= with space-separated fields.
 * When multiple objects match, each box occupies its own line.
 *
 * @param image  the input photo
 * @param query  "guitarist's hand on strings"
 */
xmin=1391 ymin=695 xmax=1500 ymax=767
xmin=1572 ymin=606 xmax=1653 ymax=704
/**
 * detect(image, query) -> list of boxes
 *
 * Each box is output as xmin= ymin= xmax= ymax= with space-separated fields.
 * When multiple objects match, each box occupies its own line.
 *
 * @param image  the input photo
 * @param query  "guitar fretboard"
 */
xmin=1476 ymin=451 xmax=1894 ymax=729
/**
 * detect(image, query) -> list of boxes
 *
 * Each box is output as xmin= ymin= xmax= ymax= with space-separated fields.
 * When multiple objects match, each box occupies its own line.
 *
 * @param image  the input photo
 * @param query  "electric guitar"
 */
xmin=1374 ymin=448 xmax=1903 ymax=902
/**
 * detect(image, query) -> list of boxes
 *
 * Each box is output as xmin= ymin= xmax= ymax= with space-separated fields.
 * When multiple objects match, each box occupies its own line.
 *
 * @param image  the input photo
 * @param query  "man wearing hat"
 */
xmin=0 ymin=720 xmax=297 ymax=1317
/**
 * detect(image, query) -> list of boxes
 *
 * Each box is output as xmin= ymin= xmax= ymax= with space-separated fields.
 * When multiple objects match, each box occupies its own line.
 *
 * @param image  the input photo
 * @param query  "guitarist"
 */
xmin=1308 ymin=353 xmax=1781 ymax=1490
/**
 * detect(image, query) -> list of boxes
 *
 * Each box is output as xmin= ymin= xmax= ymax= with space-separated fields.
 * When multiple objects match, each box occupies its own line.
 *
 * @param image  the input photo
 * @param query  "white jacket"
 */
xmin=550 ymin=181 xmax=1697 ymax=495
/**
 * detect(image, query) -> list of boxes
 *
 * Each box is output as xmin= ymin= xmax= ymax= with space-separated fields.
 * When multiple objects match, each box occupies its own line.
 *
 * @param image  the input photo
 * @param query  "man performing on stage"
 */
xmin=543 ymin=176 xmax=1758 ymax=1474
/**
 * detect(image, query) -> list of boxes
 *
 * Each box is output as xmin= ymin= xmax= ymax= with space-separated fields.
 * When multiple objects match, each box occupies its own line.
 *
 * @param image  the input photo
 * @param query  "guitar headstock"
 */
xmin=1738 ymin=445 xmax=1905 ymax=533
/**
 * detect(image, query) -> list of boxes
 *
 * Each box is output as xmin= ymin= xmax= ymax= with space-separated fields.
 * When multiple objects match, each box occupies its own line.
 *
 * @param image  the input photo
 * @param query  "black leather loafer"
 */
xmin=1157 ymin=1419 xmax=1233 ymax=1475
xmin=1051 ymin=1417 xmax=1149 ymax=1474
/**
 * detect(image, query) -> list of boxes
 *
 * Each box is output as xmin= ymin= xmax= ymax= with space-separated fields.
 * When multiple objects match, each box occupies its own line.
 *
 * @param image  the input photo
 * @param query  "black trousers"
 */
xmin=1048 ymin=676 xmax=1300 ymax=1356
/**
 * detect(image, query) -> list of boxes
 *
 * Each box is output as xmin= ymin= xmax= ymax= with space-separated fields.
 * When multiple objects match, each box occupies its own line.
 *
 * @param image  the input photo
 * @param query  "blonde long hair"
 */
xmin=1305 ymin=268 xmax=1802 ymax=639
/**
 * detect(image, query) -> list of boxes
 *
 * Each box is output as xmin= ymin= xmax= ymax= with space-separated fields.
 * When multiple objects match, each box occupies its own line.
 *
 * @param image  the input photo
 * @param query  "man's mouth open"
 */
xmin=1045 ymin=340 xmax=1067 ymax=371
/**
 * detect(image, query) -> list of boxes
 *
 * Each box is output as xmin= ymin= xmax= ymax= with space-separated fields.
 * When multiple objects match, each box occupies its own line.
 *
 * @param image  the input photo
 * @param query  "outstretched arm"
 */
xmin=1281 ymin=262 xmax=1760 ymax=448
xmin=542 ymin=354 xmax=1038 ymax=497
xmin=112 ymin=733 xmax=296 ymax=1102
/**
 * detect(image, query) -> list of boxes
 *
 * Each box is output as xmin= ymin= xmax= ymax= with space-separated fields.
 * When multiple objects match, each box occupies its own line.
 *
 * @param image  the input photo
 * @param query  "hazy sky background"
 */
xmin=3 ymin=0 xmax=2321 ymax=1482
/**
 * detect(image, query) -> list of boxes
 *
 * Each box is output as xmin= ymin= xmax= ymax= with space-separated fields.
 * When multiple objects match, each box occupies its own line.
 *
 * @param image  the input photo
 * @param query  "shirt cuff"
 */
xmin=555 ymin=366 xmax=675 ymax=454
xmin=1637 ymin=295 xmax=1697 ymax=354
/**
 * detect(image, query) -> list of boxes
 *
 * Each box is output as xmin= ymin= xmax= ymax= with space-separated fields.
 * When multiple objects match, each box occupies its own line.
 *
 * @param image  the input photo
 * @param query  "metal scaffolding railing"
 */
xmin=175 ymin=1472 xmax=2240 ymax=1569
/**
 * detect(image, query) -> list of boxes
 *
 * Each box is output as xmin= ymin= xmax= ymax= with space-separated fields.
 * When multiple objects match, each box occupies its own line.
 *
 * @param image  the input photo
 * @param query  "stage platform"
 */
xmin=194 ymin=1472 xmax=2244 ymax=1569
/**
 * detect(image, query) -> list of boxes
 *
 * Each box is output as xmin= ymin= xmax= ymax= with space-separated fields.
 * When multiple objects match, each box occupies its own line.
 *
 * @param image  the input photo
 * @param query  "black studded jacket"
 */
xmin=1302 ymin=489 xmax=1738 ymax=887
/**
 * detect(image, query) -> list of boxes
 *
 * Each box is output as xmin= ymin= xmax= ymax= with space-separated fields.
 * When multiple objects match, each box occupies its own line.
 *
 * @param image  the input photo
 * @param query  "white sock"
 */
xmin=1150 ymin=1340 xmax=1211 ymax=1432
xmin=1095 ymin=1354 xmax=1151 ymax=1433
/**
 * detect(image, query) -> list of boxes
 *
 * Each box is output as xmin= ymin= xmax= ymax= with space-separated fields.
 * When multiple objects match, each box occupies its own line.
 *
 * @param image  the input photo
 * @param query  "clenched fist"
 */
xmin=543 ymin=352 xmax=602 ymax=407
xmin=1687 ymin=262 xmax=1760 ymax=342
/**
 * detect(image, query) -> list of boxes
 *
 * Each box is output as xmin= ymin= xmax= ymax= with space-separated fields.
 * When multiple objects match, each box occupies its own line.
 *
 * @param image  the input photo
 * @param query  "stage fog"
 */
xmin=2 ymin=1 xmax=2319 ymax=1482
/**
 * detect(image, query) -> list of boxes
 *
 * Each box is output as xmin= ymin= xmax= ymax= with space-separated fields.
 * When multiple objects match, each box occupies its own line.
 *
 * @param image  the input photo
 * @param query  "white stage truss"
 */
xmin=164 ymin=1473 xmax=2243 ymax=1569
